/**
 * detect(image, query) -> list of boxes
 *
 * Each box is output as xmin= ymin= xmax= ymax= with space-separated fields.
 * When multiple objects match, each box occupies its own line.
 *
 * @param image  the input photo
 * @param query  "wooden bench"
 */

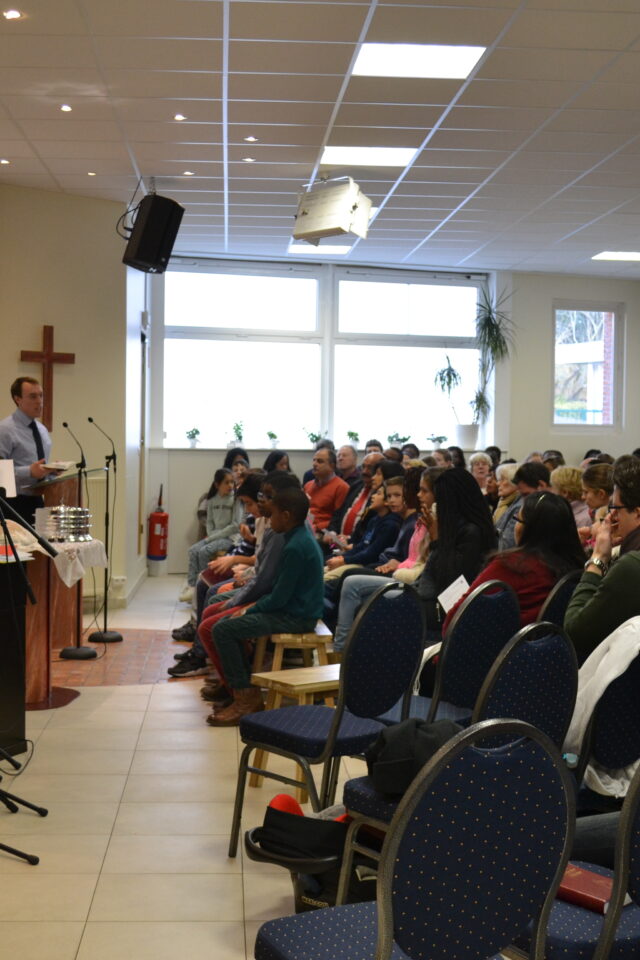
xmin=249 ymin=662 xmax=341 ymax=803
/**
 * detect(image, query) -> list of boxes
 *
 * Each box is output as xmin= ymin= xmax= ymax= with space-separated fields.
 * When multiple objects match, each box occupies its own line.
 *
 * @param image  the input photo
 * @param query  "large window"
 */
xmin=553 ymin=302 xmax=622 ymax=426
xmin=163 ymin=262 xmax=483 ymax=448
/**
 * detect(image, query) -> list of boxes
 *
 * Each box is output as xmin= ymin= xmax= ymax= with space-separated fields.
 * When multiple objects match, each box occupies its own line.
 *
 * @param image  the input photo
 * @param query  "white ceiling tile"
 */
xmin=0 ymin=0 xmax=87 ymax=35
xmin=501 ymin=9 xmax=640 ymax=49
xmin=107 ymin=71 xmax=221 ymax=100
xmin=367 ymin=4 xmax=513 ymax=45
xmin=229 ymin=2 xmax=368 ymax=42
xmin=458 ymin=78 xmax=582 ymax=108
xmin=2 ymin=95 xmax=114 ymax=120
xmin=96 ymin=38 xmax=222 ymax=72
xmin=229 ymin=101 xmax=335 ymax=124
xmin=228 ymin=73 xmax=343 ymax=101
xmin=115 ymin=100 xmax=222 ymax=123
xmin=0 ymin=68 xmax=107 ymax=97
xmin=0 ymin=37 xmax=97 ymax=69
xmin=344 ymin=77 xmax=461 ymax=105
xmin=229 ymin=40 xmax=354 ymax=74
xmin=478 ymin=47 xmax=612 ymax=83
xmin=30 ymin=140 xmax=131 ymax=159
xmin=85 ymin=0 xmax=224 ymax=37
xmin=19 ymin=119 xmax=122 ymax=140
xmin=335 ymin=104 xmax=443 ymax=127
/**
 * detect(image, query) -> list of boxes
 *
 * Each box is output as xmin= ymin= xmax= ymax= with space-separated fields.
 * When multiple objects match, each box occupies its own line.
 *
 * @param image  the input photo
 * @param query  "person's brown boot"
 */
xmin=207 ymin=687 xmax=264 ymax=727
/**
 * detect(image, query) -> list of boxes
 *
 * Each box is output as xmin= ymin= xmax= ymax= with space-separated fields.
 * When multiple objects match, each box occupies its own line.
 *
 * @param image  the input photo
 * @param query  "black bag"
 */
xmin=253 ymin=806 xmax=348 ymax=860
xmin=364 ymin=717 xmax=462 ymax=797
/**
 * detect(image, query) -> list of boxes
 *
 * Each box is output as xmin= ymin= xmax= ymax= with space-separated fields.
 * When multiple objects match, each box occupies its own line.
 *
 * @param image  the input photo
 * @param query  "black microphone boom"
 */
xmin=87 ymin=417 xmax=116 ymax=469
xmin=62 ymin=421 xmax=86 ymax=470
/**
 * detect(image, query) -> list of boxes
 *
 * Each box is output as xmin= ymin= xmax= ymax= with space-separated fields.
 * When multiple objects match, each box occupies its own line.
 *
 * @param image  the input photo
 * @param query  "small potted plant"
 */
xmin=267 ymin=430 xmax=278 ymax=448
xmin=346 ymin=430 xmax=359 ymax=447
xmin=232 ymin=422 xmax=244 ymax=443
xmin=387 ymin=432 xmax=411 ymax=447
xmin=427 ymin=434 xmax=448 ymax=447
xmin=186 ymin=427 xmax=200 ymax=449
xmin=306 ymin=429 xmax=326 ymax=446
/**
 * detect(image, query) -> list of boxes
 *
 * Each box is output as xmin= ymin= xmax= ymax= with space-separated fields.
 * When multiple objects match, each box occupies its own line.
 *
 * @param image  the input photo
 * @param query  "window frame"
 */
xmin=161 ymin=258 xmax=486 ymax=447
xmin=551 ymin=298 xmax=625 ymax=432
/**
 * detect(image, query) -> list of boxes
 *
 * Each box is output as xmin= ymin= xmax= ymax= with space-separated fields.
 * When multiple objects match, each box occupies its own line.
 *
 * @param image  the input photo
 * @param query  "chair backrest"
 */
xmin=377 ymin=719 xmax=575 ymax=960
xmin=339 ymin=582 xmax=425 ymax=721
xmin=536 ymin=569 xmax=581 ymax=626
xmin=432 ymin=580 xmax=521 ymax=712
xmin=592 ymin=762 xmax=640 ymax=960
xmin=472 ymin=621 xmax=578 ymax=747
xmin=590 ymin=652 xmax=640 ymax=770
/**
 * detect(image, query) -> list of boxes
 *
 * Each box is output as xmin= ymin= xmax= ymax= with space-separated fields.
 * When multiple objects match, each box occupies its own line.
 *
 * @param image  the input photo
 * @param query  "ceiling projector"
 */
xmin=292 ymin=177 xmax=372 ymax=245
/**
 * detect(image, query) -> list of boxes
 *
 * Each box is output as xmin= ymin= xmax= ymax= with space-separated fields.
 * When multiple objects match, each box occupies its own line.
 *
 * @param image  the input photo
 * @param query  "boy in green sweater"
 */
xmin=209 ymin=486 xmax=324 ymax=726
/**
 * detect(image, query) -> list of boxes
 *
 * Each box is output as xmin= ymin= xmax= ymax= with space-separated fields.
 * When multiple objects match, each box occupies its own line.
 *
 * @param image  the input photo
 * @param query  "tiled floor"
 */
xmin=1 ymin=574 xmax=366 ymax=960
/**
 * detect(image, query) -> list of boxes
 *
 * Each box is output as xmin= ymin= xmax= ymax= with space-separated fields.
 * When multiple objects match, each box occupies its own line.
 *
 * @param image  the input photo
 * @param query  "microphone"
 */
xmin=62 ymin=421 xmax=86 ymax=470
xmin=88 ymin=417 xmax=116 ymax=470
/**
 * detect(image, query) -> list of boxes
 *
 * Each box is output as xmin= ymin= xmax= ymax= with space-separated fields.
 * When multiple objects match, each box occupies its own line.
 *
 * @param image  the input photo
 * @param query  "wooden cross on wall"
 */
xmin=20 ymin=325 xmax=75 ymax=431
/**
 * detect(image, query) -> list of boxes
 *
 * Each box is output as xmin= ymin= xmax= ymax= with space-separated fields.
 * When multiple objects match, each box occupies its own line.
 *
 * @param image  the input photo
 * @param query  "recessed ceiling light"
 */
xmin=183 ymin=170 xmax=195 ymax=176
xmin=288 ymin=243 xmax=352 ymax=256
xmin=0 ymin=158 xmax=10 ymax=165
xmin=242 ymin=157 xmax=256 ymax=162
xmin=87 ymin=171 xmax=96 ymax=176
xmin=60 ymin=104 xmax=72 ymax=112
xmin=3 ymin=9 xmax=23 ymax=19
xmin=321 ymin=146 xmax=417 ymax=167
xmin=592 ymin=251 xmax=640 ymax=261
xmin=353 ymin=43 xmax=485 ymax=79
xmin=243 ymin=135 xmax=258 ymax=142
xmin=174 ymin=113 xmax=187 ymax=121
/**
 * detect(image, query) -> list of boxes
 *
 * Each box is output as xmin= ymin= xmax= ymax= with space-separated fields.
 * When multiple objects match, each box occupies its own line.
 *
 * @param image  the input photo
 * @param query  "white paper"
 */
xmin=438 ymin=574 xmax=469 ymax=614
xmin=0 ymin=460 xmax=17 ymax=498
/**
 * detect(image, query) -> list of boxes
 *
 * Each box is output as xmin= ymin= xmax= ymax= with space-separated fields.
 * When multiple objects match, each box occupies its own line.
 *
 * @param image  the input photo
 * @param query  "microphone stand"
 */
xmin=59 ymin=423 xmax=98 ymax=659
xmin=87 ymin=418 xmax=122 ymax=644
xmin=0 ymin=494 xmax=49 ymax=865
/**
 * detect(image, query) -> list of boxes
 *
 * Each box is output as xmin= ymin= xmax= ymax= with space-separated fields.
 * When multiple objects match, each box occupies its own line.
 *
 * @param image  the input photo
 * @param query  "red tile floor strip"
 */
xmin=51 ymin=629 xmax=192 ymax=686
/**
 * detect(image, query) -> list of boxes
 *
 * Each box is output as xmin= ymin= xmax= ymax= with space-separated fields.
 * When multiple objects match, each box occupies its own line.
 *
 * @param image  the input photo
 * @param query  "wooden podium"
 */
xmin=25 ymin=473 xmax=82 ymax=706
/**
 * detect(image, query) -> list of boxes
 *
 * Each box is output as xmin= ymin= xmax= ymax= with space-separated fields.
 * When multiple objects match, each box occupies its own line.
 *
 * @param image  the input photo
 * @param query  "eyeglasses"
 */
xmin=608 ymin=502 xmax=626 ymax=513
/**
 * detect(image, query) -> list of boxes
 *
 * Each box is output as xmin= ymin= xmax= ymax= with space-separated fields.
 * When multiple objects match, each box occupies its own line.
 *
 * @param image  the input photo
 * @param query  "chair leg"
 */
xmin=335 ymin=817 xmax=360 ymax=905
xmin=296 ymin=757 xmax=321 ymax=811
xmin=319 ymin=756 xmax=340 ymax=809
xmin=228 ymin=743 xmax=253 ymax=857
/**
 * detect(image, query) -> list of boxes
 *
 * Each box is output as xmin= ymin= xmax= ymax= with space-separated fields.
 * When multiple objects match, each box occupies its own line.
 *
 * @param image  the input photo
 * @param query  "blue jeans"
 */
xmin=187 ymin=536 xmax=233 ymax=585
xmin=332 ymin=574 xmax=395 ymax=650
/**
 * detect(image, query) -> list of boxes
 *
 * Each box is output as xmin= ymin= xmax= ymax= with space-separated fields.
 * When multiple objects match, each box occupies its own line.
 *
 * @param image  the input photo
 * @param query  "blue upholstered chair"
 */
xmin=518 ymin=761 xmax=640 ymax=960
xmin=255 ymin=720 xmax=575 ymax=960
xmin=573 ymin=651 xmax=640 ymax=817
xmin=378 ymin=579 xmax=521 ymax=725
xmin=536 ymin=569 xmax=581 ymax=626
xmin=472 ymin=621 xmax=579 ymax=747
xmin=337 ymin=620 xmax=577 ymax=903
xmin=228 ymin=582 xmax=425 ymax=856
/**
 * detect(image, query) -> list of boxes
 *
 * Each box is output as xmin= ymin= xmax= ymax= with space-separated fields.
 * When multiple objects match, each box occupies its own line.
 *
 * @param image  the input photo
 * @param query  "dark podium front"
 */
xmin=0 ymin=561 xmax=28 ymax=757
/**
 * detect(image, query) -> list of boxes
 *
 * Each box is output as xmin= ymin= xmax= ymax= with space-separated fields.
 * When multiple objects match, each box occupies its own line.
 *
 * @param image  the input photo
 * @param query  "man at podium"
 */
xmin=0 ymin=377 xmax=58 ymax=523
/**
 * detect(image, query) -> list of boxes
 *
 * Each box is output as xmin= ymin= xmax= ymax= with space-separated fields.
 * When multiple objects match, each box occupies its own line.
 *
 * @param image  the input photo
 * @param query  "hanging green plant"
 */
xmin=473 ymin=287 xmax=514 ymax=423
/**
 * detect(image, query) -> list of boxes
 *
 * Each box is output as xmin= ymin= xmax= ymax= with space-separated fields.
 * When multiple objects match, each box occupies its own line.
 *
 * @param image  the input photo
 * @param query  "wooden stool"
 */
xmin=251 ymin=621 xmax=333 ymax=673
xmin=249 ymin=663 xmax=341 ymax=803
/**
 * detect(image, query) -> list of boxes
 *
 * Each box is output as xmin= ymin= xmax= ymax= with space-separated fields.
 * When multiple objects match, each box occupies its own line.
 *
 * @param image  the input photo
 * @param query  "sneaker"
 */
xmin=167 ymin=656 xmax=209 ymax=678
xmin=178 ymin=585 xmax=195 ymax=603
xmin=172 ymin=620 xmax=196 ymax=642
xmin=173 ymin=649 xmax=193 ymax=661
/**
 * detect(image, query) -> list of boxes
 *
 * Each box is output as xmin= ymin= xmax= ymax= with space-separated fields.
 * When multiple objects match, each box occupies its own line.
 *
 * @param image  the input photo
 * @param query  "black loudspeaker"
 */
xmin=122 ymin=194 xmax=185 ymax=274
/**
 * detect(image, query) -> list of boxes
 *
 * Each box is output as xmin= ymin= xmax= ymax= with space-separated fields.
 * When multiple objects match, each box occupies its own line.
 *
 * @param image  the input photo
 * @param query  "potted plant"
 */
xmin=427 ymin=434 xmax=448 ymax=447
xmin=347 ymin=430 xmax=359 ymax=447
xmin=387 ymin=432 xmax=411 ymax=447
xmin=232 ymin=422 xmax=244 ymax=443
xmin=305 ymin=429 xmax=327 ymax=446
xmin=267 ymin=430 xmax=278 ymax=448
xmin=434 ymin=287 xmax=513 ymax=448
xmin=186 ymin=427 xmax=200 ymax=449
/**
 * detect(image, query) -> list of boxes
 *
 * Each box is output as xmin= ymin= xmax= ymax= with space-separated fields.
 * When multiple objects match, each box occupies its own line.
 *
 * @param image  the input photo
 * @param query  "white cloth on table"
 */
xmin=53 ymin=539 xmax=107 ymax=587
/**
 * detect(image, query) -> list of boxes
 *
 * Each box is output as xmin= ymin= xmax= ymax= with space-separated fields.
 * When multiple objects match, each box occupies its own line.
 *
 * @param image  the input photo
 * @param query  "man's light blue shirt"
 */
xmin=0 ymin=408 xmax=51 ymax=495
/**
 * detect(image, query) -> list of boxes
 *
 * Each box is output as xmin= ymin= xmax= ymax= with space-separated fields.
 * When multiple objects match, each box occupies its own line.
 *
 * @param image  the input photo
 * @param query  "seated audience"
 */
xmin=324 ymin=478 xmax=402 ymax=573
xmin=415 ymin=466 xmax=497 ymax=640
xmin=336 ymin=444 xmax=361 ymax=487
xmin=526 ymin=451 xmax=544 ymax=462
xmin=383 ymin=446 xmax=403 ymax=463
xmin=498 ymin=461 xmax=551 ymax=550
xmin=542 ymin=448 xmax=565 ymax=471
xmin=493 ymin=462 xmax=519 ymax=527
xmin=579 ymin=462 xmax=614 ymax=547
xmin=364 ymin=438 xmax=384 ymax=455
xmin=179 ymin=467 xmax=243 ymax=602
xmin=550 ymin=465 xmax=591 ymax=528
xmin=224 ymin=447 xmax=250 ymax=470
xmin=444 ymin=491 xmax=584 ymax=630
xmin=262 ymin=449 xmax=290 ymax=472
xmin=564 ymin=456 xmax=640 ymax=663
xmin=447 ymin=445 xmax=466 ymax=468
xmin=401 ymin=442 xmax=420 ymax=465
xmin=302 ymin=438 xmax=336 ymax=484
xmin=303 ymin=446 xmax=349 ymax=532
xmin=207 ymin=486 xmax=324 ymax=725
xmin=469 ymin=451 xmax=493 ymax=494
xmin=484 ymin=445 xmax=502 ymax=468
xmin=371 ymin=458 xmax=405 ymax=491
xmin=322 ymin=451 xmax=382 ymax=554
xmin=231 ymin=457 xmax=249 ymax=487
xmin=433 ymin=448 xmax=453 ymax=468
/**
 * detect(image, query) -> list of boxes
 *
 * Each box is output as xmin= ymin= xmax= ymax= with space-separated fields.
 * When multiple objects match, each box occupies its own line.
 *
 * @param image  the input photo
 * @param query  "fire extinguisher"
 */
xmin=147 ymin=484 xmax=169 ymax=560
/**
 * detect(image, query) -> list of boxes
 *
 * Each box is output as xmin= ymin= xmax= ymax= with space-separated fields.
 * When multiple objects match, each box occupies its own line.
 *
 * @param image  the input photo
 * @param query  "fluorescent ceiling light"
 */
xmin=60 ymin=104 xmax=72 ymax=112
xmin=592 ymin=251 xmax=640 ymax=261
xmin=353 ymin=43 xmax=485 ymax=79
xmin=174 ymin=113 xmax=187 ymax=121
xmin=244 ymin=135 xmax=258 ymax=142
xmin=321 ymin=146 xmax=416 ymax=167
xmin=288 ymin=243 xmax=352 ymax=256
xmin=3 ymin=9 xmax=23 ymax=19
xmin=87 ymin=171 xmax=96 ymax=176
xmin=0 ymin=158 xmax=10 ymax=165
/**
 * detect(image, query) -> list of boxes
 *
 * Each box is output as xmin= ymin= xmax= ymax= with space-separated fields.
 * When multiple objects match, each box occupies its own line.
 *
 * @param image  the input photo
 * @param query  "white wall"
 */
xmin=0 ymin=183 xmax=142 ymax=600
xmin=503 ymin=271 xmax=640 ymax=464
